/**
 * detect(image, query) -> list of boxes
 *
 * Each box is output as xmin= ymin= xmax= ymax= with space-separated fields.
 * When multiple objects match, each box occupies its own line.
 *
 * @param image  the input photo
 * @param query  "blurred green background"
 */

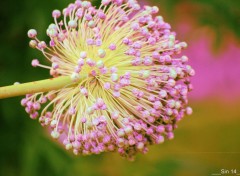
xmin=0 ymin=0 xmax=240 ymax=176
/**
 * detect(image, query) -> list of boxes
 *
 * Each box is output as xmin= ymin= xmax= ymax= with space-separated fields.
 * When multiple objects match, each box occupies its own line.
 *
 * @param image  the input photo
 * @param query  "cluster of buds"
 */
xmin=22 ymin=0 xmax=194 ymax=160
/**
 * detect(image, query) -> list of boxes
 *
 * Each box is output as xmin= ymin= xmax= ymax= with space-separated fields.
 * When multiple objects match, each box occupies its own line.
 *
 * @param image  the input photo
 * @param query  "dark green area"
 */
xmin=153 ymin=0 xmax=240 ymax=50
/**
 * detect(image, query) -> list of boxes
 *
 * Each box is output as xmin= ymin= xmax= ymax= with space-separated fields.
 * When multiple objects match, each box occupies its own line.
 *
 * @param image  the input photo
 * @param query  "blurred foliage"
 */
xmin=153 ymin=0 xmax=240 ymax=49
xmin=0 ymin=0 xmax=239 ymax=176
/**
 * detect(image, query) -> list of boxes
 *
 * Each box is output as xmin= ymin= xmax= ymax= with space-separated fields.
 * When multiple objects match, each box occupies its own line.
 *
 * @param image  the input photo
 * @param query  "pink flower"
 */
xmin=22 ymin=0 xmax=194 ymax=159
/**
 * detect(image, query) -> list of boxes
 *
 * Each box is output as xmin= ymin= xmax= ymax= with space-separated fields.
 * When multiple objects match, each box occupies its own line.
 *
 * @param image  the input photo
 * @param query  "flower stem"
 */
xmin=0 ymin=76 xmax=74 ymax=99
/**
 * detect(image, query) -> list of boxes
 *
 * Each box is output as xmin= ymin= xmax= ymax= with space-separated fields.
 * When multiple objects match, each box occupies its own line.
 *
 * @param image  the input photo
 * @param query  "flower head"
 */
xmin=22 ymin=0 xmax=194 ymax=159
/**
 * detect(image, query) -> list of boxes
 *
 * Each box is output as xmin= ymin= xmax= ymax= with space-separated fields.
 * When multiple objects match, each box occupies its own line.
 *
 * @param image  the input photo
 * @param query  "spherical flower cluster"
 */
xmin=22 ymin=0 xmax=194 ymax=159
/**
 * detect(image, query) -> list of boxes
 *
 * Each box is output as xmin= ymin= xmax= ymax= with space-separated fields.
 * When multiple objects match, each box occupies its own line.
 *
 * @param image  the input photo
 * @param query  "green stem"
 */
xmin=0 ymin=76 xmax=74 ymax=99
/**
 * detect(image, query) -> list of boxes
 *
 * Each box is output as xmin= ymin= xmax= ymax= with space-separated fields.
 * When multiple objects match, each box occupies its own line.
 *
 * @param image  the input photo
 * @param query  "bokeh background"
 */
xmin=0 ymin=0 xmax=240 ymax=175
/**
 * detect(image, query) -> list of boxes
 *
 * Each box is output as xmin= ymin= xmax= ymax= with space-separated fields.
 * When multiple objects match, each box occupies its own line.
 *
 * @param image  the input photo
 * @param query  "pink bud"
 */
xmin=80 ymin=87 xmax=88 ymax=96
xmin=38 ymin=41 xmax=47 ymax=50
xmin=31 ymin=59 xmax=39 ymax=67
xmin=52 ymin=10 xmax=61 ymax=18
xmin=104 ymin=82 xmax=111 ymax=90
xmin=28 ymin=29 xmax=37 ymax=38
